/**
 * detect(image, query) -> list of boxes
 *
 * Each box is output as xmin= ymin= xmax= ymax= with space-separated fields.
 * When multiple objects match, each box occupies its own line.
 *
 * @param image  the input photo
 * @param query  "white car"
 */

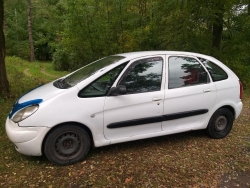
xmin=6 ymin=51 xmax=243 ymax=165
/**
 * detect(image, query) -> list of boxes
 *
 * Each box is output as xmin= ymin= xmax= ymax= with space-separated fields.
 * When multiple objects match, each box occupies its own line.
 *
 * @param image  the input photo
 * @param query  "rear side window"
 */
xmin=198 ymin=58 xmax=228 ymax=82
xmin=168 ymin=56 xmax=209 ymax=89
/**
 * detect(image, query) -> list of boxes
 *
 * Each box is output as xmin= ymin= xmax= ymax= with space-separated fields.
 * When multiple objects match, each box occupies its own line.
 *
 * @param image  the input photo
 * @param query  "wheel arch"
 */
xmin=206 ymin=106 xmax=235 ymax=139
xmin=218 ymin=105 xmax=235 ymax=120
xmin=42 ymin=121 xmax=94 ymax=155
xmin=206 ymin=105 xmax=236 ymax=129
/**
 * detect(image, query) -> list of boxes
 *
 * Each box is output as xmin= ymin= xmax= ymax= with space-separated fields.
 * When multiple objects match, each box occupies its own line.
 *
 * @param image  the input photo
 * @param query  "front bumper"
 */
xmin=5 ymin=118 xmax=51 ymax=156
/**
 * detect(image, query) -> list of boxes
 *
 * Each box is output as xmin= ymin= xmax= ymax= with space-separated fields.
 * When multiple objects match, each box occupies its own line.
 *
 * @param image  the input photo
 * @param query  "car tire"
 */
xmin=44 ymin=124 xmax=91 ymax=165
xmin=206 ymin=108 xmax=234 ymax=139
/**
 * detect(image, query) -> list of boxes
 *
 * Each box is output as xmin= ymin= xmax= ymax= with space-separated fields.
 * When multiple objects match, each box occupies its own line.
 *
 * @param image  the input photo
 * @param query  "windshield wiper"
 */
xmin=53 ymin=79 xmax=71 ymax=89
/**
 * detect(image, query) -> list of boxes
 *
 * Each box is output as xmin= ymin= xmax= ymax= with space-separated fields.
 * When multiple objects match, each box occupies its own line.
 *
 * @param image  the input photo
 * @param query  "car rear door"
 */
xmin=162 ymin=55 xmax=217 ymax=131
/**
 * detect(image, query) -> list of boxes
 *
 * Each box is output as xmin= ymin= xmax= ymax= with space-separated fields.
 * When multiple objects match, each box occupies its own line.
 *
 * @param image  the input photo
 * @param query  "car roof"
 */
xmin=116 ymin=51 xmax=213 ymax=60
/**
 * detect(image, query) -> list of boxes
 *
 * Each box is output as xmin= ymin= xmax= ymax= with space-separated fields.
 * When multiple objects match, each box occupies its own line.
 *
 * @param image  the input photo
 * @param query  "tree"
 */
xmin=248 ymin=0 xmax=250 ymax=15
xmin=211 ymin=1 xmax=225 ymax=52
xmin=0 ymin=0 xmax=9 ymax=96
xmin=27 ymin=0 xmax=35 ymax=62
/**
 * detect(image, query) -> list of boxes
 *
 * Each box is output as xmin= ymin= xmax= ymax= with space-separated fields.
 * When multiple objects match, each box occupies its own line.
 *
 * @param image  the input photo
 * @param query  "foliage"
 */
xmin=4 ymin=0 xmax=64 ymax=61
xmin=52 ymin=47 xmax=70 ymax=71
xmin=3 ymin=0 xmax=250 ymax=87
xmin=4 ymin=0 xmax=29 ymax=59
xmin=1 ymin=1 xmax=250 ymax=185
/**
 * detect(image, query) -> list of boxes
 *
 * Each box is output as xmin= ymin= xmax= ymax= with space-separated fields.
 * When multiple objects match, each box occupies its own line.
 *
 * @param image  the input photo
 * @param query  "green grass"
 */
xmin=0 ymin=57 xmax=250 ymax=187
xmin=6 ymin=56 xmax=68 ymax=80
xmin=0 ymin=57 xmax=70 ymax=187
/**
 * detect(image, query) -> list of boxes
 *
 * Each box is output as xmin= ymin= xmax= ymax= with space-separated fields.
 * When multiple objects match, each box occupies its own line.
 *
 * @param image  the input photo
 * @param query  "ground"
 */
xmin=220 ymin=171 xmax=250 ymax=187
xmin=219 ymin=102 xmax=250 ymax=188
xmin=219 ymin=108 xmax=250 ymax=188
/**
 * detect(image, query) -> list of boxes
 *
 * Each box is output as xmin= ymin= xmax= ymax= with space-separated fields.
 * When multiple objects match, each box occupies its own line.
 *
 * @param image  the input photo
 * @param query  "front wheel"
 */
xmin=44 ymin=124 xmax=91 ymax=165
xmin=206 ymin=108 xmax=234 ymax=139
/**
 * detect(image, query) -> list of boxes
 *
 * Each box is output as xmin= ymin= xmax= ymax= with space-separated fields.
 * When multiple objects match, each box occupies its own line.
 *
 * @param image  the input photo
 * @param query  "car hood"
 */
xmin=18 ymin=81 xmax=65 ymax=103
xmin=9 ymin=81 xmax=67 ymax=119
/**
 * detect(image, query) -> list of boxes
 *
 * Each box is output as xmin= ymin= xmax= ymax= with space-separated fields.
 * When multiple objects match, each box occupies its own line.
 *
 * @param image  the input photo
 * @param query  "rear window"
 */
xmin=198 ymin=58 xmax=228 ymax=82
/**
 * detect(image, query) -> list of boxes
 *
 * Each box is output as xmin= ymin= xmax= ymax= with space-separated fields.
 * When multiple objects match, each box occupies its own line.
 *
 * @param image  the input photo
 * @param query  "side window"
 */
xmin=119 ymin=57 xmax=163 ymax=94
xmin=168 ymin=56 xmax=209 ymax=89
xmin=198 ymin=58 xmax=228 ymax=82
xmin=78 ymin=63 xmax=127 ymax=97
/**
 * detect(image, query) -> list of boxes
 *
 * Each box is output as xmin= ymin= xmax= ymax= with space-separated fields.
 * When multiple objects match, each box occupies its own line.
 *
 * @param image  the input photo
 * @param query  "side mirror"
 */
xmin=108 ymin=85 xmax=127 ymax=96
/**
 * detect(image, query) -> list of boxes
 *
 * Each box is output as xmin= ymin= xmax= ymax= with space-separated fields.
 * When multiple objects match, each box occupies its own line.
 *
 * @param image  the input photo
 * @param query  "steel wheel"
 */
xmin=44 ymin=124 xmax=91 ymax=165
xmin=206 ymin=108 xmax=233 ymax=139
xmin=214 ymin=115 xmax=227 ymax=132
xmin=54 ymin=132 xmax=81 ymax=157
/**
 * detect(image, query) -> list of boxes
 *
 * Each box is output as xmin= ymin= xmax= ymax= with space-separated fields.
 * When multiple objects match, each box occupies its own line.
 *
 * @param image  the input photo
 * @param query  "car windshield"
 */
xmin=54 ymin=56 xmax=125 ymax=89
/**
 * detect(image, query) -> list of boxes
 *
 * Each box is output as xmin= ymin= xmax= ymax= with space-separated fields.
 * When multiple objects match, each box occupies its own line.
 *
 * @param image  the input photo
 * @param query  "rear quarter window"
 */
xmin=198 ymin=58 xmax=228 ymax=82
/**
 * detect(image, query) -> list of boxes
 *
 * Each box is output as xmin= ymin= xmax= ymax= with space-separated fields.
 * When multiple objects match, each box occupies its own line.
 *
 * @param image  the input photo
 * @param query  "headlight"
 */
xmin=12 ymin=105 xmax=39 ymax=123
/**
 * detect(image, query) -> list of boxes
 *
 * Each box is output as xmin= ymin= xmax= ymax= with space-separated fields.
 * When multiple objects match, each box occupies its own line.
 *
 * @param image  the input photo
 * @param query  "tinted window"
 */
xmin=198 ymin=58 xmax=228 ymax=82
xmin=169 ymin=56 xmax=209 ymax=89
xmin=79 ymin=63 xmax=127 ymax=97
xmin=119 ymin=57 xmax=163 ymax=94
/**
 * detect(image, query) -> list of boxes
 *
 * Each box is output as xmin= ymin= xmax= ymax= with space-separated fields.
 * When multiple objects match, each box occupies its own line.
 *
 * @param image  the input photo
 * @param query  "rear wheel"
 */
xmin=44 ymin=124 xmax=90 ymax=165
xmin=206 ymin=108 xmax=234 ymax=139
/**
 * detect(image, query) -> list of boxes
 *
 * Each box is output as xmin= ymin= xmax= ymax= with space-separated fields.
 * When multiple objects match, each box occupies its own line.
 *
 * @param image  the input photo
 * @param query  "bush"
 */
xmin=226 ymin=61 xmax=250 ymax=90
xmin=52 ymin=48 xmax=70 ymax=71
xmin=6 ymin=41 xmax=30 ymax=61
xmin=52 ymin=45 xmax=95 ymax=71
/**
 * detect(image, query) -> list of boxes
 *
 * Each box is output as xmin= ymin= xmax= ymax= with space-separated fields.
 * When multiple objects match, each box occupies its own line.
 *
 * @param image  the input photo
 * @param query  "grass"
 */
xmin=0 ymin=56 xmax=250 ymax=187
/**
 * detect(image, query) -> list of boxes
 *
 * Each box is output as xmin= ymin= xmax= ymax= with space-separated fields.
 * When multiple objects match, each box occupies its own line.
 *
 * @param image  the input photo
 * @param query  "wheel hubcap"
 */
xmin=55 ymin=133 xmax=81 ymax=156
xmin=215 ymin=115 xmax=227 ymax=131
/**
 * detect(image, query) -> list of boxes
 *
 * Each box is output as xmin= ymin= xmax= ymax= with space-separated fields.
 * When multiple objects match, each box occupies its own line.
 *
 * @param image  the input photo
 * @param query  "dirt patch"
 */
xmin=23 ymin=68 xmax=32 ymax=77
xmin=41 ymin=68 xmax=58 ymax=78
xmin=220 ymin=171 xmax=250 ymax=187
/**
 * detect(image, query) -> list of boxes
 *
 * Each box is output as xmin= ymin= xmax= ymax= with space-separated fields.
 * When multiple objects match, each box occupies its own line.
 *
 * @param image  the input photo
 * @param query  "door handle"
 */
xmin=203 ymin=89 xmax=211 ymax=93
xmin=152 ymin=97 xmax=162 ymax=101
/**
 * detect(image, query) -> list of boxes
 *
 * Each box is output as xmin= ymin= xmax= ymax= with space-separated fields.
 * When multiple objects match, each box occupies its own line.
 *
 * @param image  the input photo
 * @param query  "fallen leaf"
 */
xmin=125 ymin=177 xmax=133 ymax=184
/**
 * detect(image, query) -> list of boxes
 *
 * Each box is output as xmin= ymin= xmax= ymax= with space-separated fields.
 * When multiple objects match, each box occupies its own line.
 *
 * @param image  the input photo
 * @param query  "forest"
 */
xmin=1 ymin=1 xmax=250 ymax=187
xmin=2 ymin=0 xmax=250 ymax=87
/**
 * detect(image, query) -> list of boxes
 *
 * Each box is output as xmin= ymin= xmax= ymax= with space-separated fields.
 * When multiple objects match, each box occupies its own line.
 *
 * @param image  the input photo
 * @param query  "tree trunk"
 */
xmin=119 ymin=0 xmax=123 ymax=34
xmin=248 ymin=0 xmax=250 ymax=15
xmin=0 ymin=0 xmax=9 ymax=96
xmin=211 ymin=2 xmax=225 ymax=56
xmin=28 ymin=0 xmax=35 ymax=62
xmin=212 ymin=14 xmax=223 ymax=50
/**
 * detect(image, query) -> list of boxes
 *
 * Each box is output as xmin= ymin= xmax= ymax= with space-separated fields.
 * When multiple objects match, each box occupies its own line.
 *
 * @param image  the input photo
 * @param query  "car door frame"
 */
xmin=103 ymin=54 xmax=167 ymax=141
xmin=161 ymin=54 xmax=217 ymax=132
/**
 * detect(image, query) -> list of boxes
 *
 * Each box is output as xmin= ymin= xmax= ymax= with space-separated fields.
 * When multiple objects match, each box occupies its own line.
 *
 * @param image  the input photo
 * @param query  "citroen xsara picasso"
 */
xmin=6 ymin=51 xmax=243 ymax=165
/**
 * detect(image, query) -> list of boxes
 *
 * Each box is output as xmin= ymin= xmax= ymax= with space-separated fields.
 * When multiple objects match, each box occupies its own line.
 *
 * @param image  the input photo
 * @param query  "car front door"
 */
xmin=162 ymin=56 xmax=216 ymax=131
xmin=103 ymin=56 xmax=165 ymax=140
